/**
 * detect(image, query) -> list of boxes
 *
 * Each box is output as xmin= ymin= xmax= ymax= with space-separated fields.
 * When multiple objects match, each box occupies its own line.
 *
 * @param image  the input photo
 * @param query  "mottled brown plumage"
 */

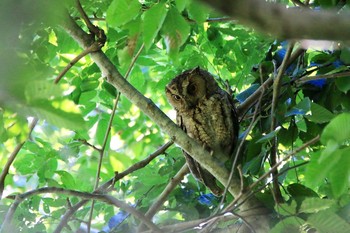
xmin=165 ymin=67 xmax=239 ymax=196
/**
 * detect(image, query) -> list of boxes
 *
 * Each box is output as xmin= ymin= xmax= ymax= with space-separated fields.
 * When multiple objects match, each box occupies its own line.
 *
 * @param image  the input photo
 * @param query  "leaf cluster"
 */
xmin=1 ymin=0 xmax=350 ymax=232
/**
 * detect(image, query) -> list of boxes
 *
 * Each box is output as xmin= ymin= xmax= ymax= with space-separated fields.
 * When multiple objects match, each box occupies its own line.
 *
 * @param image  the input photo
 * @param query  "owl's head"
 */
xmin=165 ymin=67 xmax=219 ymax=111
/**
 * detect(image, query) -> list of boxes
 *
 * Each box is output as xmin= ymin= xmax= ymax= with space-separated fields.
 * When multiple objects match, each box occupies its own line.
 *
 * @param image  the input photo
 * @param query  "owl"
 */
xmin=165 ymin=67 xmax=239 ymax=196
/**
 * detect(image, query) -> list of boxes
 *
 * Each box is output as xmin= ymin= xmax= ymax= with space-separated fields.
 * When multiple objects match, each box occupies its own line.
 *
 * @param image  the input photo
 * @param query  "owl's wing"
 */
xmin=177 ymin=114 xmax=223 ymax=196
xmin=183 ymin=150 xmax=223 ymax=196
xmin=176 ymin=114 xmax=202 ymax=180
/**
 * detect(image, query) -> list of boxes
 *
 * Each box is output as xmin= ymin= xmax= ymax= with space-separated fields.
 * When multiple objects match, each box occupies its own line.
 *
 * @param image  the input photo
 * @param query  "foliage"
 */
xmin=1 ymin=0 xmax=350 ymax=232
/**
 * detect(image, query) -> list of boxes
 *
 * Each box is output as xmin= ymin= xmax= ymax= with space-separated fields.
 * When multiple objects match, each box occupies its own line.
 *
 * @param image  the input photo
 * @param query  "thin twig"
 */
xmin=297 ymin=70 xmax=350 ymax=84
xmin=75 ymin=0 xmax=100 ymax=35
xmin=231 ymin=212 xmax=256 ymax=233
xmin=73 ymin=16 xmax=106 ymax=21
xmin=291 ymin=0 xmax=306 ymax=7
xmin=54 ymin=41 xmax=103 ymax=84
xmin=270 ymin=41 xmax=295 ymax=204
xmin=0 ymin=118 xmax=38 ymax=199
xmin=78 ymin=139 xmax=101 ymax=152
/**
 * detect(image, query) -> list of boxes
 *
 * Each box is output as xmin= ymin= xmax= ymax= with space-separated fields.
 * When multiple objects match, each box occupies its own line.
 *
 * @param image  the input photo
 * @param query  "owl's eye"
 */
xmin=187 ymin=83 xmax=196 ymax=95
xmin=172 ymin=94 xmax=181 ymax=101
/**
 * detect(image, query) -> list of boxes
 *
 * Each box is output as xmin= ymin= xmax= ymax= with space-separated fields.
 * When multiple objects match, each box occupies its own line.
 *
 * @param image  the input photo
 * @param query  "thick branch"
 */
xmin=199 ymin=0 xmax=350 ymax=40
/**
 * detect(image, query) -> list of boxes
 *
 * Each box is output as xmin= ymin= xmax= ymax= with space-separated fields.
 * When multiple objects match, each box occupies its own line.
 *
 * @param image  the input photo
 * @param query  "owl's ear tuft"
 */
xmin=189 ymin=66 xmax=201 ymax=75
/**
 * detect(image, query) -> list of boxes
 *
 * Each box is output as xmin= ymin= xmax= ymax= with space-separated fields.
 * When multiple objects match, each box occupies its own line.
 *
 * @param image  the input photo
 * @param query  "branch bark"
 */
xmin=199 ymin=0 xmax=350 ymax=40
xmin=61 ymin=14 xmax=270 ymax=232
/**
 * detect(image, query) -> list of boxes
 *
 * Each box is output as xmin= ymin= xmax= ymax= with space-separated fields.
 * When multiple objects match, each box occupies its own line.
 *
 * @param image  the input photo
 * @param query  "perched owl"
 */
xmin=165 ymin=67 xmax=239 ymax=196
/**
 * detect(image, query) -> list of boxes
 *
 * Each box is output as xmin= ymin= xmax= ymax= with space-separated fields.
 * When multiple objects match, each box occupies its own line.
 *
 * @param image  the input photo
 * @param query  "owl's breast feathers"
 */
xmin=177 ymin=90 xmax=238 ymax=161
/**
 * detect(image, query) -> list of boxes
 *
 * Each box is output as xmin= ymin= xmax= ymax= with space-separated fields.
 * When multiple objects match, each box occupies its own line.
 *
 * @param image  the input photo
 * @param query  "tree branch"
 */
xmin=297 ymin=70 xmax=350 ymax=84
xmin=270 ymin=42 xmax=295 ymax=204
xmin=54 ymin=43 xmax=102 ymax=84
xmin=199 ymin=0 xmax=350 ymax=40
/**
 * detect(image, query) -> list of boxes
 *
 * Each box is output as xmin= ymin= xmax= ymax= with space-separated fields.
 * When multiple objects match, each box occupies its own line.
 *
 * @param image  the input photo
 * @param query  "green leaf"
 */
xmin=56 ymin=170 xmax=76 ymax=189
xmin=270 ymin=216 xmax=305 ymax=233
xmin=338 ymin=203 xmax=350 ymax=223
xmin=24 ymin=80 xmax=62 ymax=102
xmin=299 ymin=198 xmax=335 ymax=214
xmin=106 ymin=0 xmax=141 ymax=28
xmin=255 ymin=127 xmax=281 ymax=143
xmin=285 ymin=97 xmax=311 ymax=117
xmin=340 ymin=47 xmax=350 ymax=63
xmin=187 ymin=1 xmax=209 ymax=23
xmin=328 ymin=148 xmax=350 ymax=198
xmin=129 ymin=68 xmax=146 ymax=92
xmin=37 ymin=157 xmax=58 ymax=181
xmin=23 ymin=100 xmax=85 ymax=131
xmin=0 ymin=112 xmax=7 ymax=142
xmin=102 ymin=80 xmax=118 ymax=98
xmin=161 ymin=7 xmax=190 ymax=57
xmin=308 ymin=209 xmax=350 ymax=233
xmin=278 ymin=125 xmax=298 ymax=147
xmin=306 ymin=142 xmax=340 ymax=188
xmin=80 ymin=79 xmax=99 ymax=92
xmin=142 ymin=2 xmax=168 ymax=50
xmin=15 ymin=154 xmax=39 ymax=175
xmin=175 ymin=0 xmax=188 ymax=12
xmin=287 ymin=183 xmax=319 ymax=200
xmin=336 ymin=77 xmax=350 ymax=93
xmin=43 ymin=198 xmax=66 ymax=208
xmin=306 ymin=146 xmax=350 ymax=198
xmin=96 ymin=117 xmax=108 ymax=146
xmin=306 ymin=102 xmax=334 ymax=123
xmin=321 ymin=113 xmax=350 ymax=145
xmin=43 ymin=202 xmax=50 ymax=214
xmin=275 ymin=201 xmax=297 ymax=216
xmin=318 ymin=0 xmax=338 ymax=8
